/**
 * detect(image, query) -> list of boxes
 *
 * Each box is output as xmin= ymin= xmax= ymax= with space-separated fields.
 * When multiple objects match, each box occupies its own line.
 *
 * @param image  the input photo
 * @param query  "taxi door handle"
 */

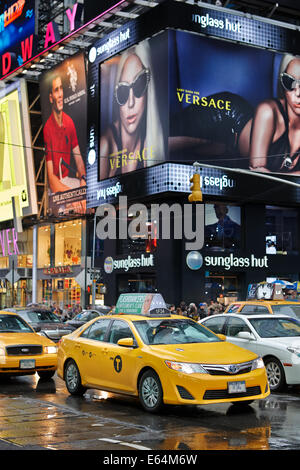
xmin=75 ymin=343 xmax=81 ymax=349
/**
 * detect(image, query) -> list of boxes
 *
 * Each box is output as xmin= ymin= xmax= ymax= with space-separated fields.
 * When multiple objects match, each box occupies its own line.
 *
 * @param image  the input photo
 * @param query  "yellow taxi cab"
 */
xmin=0 ymin=310 xmax=57 ymax=379
xmin=57 ymin=293 xmax=269 ymax=413
xmin=225 ymin=281 xmax=300 ymax=320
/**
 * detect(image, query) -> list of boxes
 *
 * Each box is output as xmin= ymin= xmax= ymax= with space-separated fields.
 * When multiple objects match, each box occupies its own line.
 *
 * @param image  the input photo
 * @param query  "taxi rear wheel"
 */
xmin=65 ymin=359 xmax=86 ymax=396
xmin=139 ymin=370 xmax=163 ymax=413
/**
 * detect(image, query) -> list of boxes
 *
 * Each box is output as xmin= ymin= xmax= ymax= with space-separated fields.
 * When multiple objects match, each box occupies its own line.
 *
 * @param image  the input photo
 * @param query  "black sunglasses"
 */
xmin=115 ymin=68 xmax=150 ymax=106
xmin=280 ymin=72 xmax=300 ymax=91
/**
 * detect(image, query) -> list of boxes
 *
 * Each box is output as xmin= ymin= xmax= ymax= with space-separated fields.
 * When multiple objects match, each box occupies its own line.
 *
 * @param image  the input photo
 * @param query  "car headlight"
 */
xmin=251 ymin=357 xmax=265 ymax=370
xmin=165 ymin=360 xmax=208 ymax=374
xmin=44 ymin=346 xmax=57 ymax=354
xmin=287 ymin=346 xmax=300 ymax=357
xmin=0 ymin=347 xmax=5 ymax=356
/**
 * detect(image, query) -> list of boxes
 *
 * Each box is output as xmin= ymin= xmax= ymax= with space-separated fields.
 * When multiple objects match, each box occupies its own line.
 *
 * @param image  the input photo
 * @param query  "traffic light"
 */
xmin=188 ymin=163 xmax=203 ymax=202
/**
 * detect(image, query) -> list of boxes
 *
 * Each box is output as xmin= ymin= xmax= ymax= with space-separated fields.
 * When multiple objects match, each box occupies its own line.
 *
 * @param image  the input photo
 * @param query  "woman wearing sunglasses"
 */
xmin=100 ymin=43 xmax=164 ymax=179
xmin=249 ymin=55 xmax=300 ymax=173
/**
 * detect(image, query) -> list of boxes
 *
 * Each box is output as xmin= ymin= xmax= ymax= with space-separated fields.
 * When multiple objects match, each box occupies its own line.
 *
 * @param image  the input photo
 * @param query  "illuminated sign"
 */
xmin=0 ymin=0 xmax=128 ymax=80
xmin=0 ymin=228 xmax=19 ymax=256
xmin=0 ymin=0 xmax=26 ymax=31
xmin=43 ymin=266 xmax=73 ymax=275
xmin=0 ymin=79 xmax=37 ymax=222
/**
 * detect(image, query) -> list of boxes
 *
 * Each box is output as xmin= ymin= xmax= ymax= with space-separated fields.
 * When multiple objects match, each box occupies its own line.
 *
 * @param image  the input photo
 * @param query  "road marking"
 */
xmin=98 ymin=438 xmax=151 ymax=450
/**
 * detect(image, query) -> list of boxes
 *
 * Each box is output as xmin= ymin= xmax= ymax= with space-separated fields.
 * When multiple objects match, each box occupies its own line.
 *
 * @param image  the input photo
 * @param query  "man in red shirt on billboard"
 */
xmin=43 ymin=74 xmax=86 ymax=206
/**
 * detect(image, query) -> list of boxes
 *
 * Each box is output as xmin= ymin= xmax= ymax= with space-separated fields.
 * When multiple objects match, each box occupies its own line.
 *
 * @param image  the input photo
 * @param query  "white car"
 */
xmin=200 ymin=313 xmax=300 ymax=392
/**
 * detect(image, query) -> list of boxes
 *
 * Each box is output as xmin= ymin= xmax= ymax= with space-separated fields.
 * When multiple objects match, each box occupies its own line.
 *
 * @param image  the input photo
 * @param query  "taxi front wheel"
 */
xmin=65 ymin=359 xmax=87 ymax=396
xmin=139 ymin=370 xmax=163 ymax=413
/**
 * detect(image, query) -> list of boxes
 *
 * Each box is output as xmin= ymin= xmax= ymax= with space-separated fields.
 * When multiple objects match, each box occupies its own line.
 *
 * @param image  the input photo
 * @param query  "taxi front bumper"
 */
xmin=0 ymin=354 xmax=57 ymax=375
xmin=160 ymin=367 xmax=270 ymax=405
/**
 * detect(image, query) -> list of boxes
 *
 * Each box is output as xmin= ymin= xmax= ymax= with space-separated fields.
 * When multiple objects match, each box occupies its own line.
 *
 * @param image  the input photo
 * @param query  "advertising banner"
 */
xmin=0 ymin=79 xmax=37 ymax=222
xmin=39 ymin=52 xmax=87 ymax=216
xmin=98 ymin=32 xmax=168 ymax=181
xmin=169 ymin=29 xmax=300 ymax=176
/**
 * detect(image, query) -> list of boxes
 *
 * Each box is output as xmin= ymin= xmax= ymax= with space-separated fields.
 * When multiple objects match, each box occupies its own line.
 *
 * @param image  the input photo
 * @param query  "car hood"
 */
xmin=148 ymin=341 xmax=257 ymax=363
xmin=0 ymin=332 xmax=55 ymax=346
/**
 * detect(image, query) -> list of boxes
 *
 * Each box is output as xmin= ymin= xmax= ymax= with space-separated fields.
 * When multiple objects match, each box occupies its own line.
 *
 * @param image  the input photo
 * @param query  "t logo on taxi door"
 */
xmin=114 ymin=355 xmax=122 ymax=373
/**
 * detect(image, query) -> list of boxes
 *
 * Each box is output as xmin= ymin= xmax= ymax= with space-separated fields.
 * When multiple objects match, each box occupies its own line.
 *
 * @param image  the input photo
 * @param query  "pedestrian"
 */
xmin=188 ymin=303 xmax=199 ymax=321
xmin=179 ymin=301 xmax=188 ymax=316
xmin=198 ymin=303 xmax=208 ymax=319
xmin=207 ymin=300 xmax=217 ymax=316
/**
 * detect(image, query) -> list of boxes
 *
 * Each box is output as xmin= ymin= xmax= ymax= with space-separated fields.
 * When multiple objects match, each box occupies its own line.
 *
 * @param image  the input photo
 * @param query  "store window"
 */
xmin=265 ymin=206 xmax=298 ymax=255
xmin=17 ymin=228 xmax=33 ymax=268
xmin=117 ymin=208 xmax=157 ymax=255
xmin=0 ymin=257 xmax=8 ymax=269
xmin=117 ymin=273 xmax=157 ymax=298
xmin=55 ymin=220 xmax=82 ymax=266
xmin=204 ymin=273 xmax=241 ymax=305
xmin=38 ymin=226 xmax=51 ymax=268
xmin=204 ymin=203 xmax=241 ymax=251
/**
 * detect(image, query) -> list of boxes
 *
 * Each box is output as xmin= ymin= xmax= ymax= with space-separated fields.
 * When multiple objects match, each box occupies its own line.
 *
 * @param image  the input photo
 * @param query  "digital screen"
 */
xmin=169 ymin=29 xmax=300 ymax=177
xmin=205 ymin=203 xmax=241 ymax=251
xmin=99 ymin=32 xmax=168 ymax=181
xmin=0 ymin=0 xmax=36 ymax=72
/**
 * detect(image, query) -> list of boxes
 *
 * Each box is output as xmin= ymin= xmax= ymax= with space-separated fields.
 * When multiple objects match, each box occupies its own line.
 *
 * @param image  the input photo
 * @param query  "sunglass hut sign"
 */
xmin=88 ymin=27 xmax=131 ymax=63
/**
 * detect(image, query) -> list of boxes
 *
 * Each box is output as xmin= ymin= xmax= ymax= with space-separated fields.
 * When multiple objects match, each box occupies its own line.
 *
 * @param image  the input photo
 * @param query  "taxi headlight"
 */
xmin=44 ymin=346 xmax=57 ymax=354
xmin=0 ymin=347 xmax=5 ymax=356
xmin=251 ymin=357 xmax=265 ymax=370
xmin=165 ymin=360 xmax=208 ymax=374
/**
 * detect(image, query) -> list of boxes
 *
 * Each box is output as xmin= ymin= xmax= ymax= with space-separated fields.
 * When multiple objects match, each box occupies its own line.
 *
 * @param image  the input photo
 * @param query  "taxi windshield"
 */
xmin=272 ymin=304 xmax=300 ymax=320
xmin=133 ymin=318 xmax=220 ymax=345
xmin=0 ymin=314 xmax=33 ymax=333
xmin=249 ymin=317 xmax=300 ymax=338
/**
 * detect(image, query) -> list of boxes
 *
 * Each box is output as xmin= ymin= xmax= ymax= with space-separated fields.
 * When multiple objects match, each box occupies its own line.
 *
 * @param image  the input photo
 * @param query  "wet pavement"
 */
xmin=0 ymin=373 xmax=300 ymax=451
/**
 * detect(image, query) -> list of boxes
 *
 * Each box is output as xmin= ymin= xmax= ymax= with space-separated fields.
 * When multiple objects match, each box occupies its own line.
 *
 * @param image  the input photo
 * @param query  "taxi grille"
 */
xmin=202 ymin=361 xmax=253 ymax=376
xmin=203 ymin=386 xmax=261 ymax=400
xmin=5 ymin=345 xmax=43 ymax=356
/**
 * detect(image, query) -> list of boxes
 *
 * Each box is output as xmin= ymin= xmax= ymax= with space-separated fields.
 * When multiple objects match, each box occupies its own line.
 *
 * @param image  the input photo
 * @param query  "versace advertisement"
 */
xmin=39 ymin=53 xmax=87 ymax=216
xmin=169 ymin=29 xmax=300 ymax=176
xmin=98 ymin=32 xmax=168 ymax=181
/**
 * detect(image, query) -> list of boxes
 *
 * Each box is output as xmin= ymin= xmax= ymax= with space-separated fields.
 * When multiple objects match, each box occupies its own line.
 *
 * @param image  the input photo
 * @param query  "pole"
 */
xmin=32 ymin=224 xmax=37 ymax=304
xmin=92 ymin=212 xmax=96 ymax=308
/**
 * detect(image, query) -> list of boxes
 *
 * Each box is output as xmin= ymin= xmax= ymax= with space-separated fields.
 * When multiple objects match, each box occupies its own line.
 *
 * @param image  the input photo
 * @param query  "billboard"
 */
xmin=99 ymin=32 xmax=168 ymax=181
xmin=39 ymin=52 xmax=87 ymax=216
xmin=169 ymin=29 xmax=300 ymax=176
xmin=0 ymin=79 xmax=37 ymax=222
xmin=87 ymin=1 xmax=300 ymax=209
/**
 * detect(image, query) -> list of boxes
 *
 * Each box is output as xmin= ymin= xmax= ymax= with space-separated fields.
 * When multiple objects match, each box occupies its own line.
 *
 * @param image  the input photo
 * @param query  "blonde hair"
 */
xmin=277 ymin=54 xmax=300 ymax=98
xmin=114 ymin=41 xmax=165 ymax=166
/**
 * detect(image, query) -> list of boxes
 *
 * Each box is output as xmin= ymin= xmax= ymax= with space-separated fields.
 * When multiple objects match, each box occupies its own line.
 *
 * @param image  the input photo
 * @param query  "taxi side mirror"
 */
xmin=117 ymin=337 xmax=135 ymax=347
xmin=216 ymin=334 xmax=226 ymax=341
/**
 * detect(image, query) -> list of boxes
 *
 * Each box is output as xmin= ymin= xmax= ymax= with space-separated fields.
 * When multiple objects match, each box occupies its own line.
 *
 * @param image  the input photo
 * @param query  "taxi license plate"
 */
xmin=20 ymin=359 xmax=35 ymax=369
xmin=228 ymin=381 xmax=246 ymax=394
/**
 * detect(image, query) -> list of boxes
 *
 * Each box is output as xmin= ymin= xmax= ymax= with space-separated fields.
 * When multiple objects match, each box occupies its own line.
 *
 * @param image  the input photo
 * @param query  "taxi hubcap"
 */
xmin=66 ymin=363 xmax=78 ymax=390
xmin=266 ymin=362 xmax=281 ymax=389
xmin=142 ymin=377 xmax=159 ymax=407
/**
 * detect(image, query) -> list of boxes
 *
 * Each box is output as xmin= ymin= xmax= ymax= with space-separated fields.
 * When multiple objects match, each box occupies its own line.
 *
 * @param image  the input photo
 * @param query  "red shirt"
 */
xmin=43 ymin=111 xmax=79 ymax=178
